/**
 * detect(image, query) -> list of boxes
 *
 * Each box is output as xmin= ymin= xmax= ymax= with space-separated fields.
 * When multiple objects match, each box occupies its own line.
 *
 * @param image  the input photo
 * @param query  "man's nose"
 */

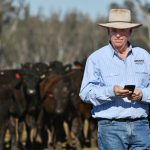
xmin=116 ymin=33 xmax=121 ymax=37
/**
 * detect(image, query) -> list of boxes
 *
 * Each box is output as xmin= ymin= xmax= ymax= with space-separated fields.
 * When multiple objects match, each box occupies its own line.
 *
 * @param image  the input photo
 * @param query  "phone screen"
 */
xmin=124 ymin=85 xmax=135 ymax=93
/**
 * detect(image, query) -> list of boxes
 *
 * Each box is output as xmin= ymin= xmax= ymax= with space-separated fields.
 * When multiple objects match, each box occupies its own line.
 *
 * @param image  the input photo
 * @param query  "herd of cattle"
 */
xmin=0 ymin=60 xmax=98 ymax=150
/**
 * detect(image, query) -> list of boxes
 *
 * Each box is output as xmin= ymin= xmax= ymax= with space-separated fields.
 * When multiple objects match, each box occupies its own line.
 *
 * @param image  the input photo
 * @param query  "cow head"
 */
xmin=40 ymin=72 xmax=70 ymax=116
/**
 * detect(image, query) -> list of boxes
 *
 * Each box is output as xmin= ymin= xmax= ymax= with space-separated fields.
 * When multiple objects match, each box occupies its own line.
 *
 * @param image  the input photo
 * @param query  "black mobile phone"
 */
xmin=124 ymin=85 xmax=135 ymax=93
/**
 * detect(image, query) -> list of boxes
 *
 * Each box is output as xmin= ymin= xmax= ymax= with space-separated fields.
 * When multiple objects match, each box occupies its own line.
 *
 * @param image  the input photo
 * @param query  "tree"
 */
xmin=125 ymin=0 xmax=150 ymax=51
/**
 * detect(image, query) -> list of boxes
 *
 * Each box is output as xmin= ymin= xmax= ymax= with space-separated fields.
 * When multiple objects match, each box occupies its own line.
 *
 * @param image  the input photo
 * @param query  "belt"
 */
xmin=97 ymin=117 xmax=147 ymax=122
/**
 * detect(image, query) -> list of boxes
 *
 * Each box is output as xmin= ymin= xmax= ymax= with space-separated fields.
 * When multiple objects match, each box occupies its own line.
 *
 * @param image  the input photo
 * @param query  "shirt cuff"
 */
xmin=106 ymin=86 xmax=116 ymax=97
xmin=140 ymin=89 xmax=149 ymax=103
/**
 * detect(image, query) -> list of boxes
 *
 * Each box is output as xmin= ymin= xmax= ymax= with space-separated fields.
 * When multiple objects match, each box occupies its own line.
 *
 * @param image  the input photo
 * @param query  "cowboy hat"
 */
xmin=98 ymin=9 xmax=142 ymax=29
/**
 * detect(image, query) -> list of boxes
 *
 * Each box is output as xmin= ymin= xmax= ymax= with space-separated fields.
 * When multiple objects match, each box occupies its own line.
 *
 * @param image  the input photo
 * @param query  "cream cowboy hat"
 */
xmin=98 ymin=9 xmax=142 ymax=29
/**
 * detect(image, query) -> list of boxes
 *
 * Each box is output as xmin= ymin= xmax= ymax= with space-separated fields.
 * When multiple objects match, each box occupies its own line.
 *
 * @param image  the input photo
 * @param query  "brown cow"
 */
xmin=66 ymin=61 xmax=97 ymax=148
xmin=39 ymin=71 xmax=71 ymax=148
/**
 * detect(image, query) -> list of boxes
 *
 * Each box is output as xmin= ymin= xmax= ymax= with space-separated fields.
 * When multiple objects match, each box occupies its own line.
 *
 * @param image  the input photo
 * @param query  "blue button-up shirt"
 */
xmin=79 ymin=43 xmax=150 ymax=119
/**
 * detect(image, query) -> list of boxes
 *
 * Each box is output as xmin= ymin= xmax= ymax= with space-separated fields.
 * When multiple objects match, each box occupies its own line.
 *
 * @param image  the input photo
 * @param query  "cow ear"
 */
xmin=74 ymin=61 xmax=83 ymax=69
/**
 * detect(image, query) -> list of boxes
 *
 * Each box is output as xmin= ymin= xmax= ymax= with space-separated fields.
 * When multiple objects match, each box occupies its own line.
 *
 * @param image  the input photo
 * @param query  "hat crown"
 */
xmin=109 ymin=9 xmax=131 ymax=23
xmin=98 ymin=8 xmax=141 ymax=29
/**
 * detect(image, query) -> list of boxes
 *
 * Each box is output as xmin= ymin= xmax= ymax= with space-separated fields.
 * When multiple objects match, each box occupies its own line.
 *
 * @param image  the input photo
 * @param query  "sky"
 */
xmin=26 ymin=0 xmax=124 ymax=20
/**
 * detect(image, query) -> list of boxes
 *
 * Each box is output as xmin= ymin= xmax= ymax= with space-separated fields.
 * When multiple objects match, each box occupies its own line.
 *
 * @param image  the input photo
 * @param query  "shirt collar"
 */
xmin=108 ymin=41 xmax=133 ymax=58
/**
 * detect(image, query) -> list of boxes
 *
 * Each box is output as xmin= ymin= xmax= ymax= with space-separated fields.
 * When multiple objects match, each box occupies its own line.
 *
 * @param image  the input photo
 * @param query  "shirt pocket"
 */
xmin=135 ymin=71 xmax=149 ymax=87
xmin=103 ymin=73 xmax=120 ymax=86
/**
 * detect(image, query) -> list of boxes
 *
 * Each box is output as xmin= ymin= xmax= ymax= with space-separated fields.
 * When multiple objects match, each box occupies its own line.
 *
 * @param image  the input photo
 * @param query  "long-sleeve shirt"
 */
xmin=79 ymin=43 xmax=150 ymax=119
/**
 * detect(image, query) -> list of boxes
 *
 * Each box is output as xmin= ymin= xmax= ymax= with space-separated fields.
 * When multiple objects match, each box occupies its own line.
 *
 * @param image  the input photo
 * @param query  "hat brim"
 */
xmin=98 ymin=22 xmax=142 ymax=29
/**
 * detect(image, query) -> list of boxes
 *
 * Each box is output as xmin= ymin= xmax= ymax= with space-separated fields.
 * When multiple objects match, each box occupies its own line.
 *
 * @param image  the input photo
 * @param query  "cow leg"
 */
xmin=30 ymin=127 xmax=37 ymax=143
xmin=62 ymin=121 xmax=72 ymax=149
xmin=34 ymin=130 xmax=42 ymax=144
xmin=0 ymin=123 xmax=8 ymax=150
xmin=10 ymin=117 xmax=20 ymax=150
xmin=63 ymin=121 xmax=70 ymax=140
xmin=19 ymin=121 xmax=28 ymax=147
xmin=4 ymin=128 xmax=11 ymax=149
xmin=70 ymin=117 xmax=83 ymax=149
xmin=83 ymin=119 xmax=91 ymax=147
xmin=46 ymin=126 xmax=53 ymax=148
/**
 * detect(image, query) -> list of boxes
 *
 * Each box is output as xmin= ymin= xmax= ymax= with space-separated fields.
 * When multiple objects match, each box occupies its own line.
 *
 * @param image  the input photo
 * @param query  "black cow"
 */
xmin=49 ymin=60 xmax=72 ymax=75
xmin=17 ymin=62 xmax=48 ymax=150
xmin=0 ymin=69 xmax=26 ymax=150
xmin=1 ymin=62 xmax=49 ymax=150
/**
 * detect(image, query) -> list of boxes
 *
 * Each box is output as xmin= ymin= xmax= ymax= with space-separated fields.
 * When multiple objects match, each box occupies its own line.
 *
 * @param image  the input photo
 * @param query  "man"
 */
xmin=79 ymin=9 xmax=150 ymax=150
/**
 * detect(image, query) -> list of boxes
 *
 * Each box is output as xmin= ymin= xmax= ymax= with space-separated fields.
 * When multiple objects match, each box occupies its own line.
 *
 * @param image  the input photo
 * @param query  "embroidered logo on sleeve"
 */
xmin=134 ymin=60 xmax=144 ymax=64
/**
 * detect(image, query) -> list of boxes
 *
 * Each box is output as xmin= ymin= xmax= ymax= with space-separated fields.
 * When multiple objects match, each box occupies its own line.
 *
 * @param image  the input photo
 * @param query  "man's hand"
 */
xmin=127 ymin=88 xmax=143 ymax=101
xmin=113 ymin=85 xmax=132 ymax=98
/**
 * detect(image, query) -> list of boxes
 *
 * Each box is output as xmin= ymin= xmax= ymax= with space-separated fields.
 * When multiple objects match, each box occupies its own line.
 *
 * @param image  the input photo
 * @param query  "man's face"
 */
xmin=108 ymin=28 xmax=132 ymax=51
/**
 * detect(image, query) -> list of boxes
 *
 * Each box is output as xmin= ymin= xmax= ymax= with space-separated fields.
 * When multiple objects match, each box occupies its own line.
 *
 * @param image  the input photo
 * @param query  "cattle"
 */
xmin=49 ymin=60 xmax=72 ymax=75
xmin=39 ymin=70 xmax=71 ymax=148
xmin=17 ymin=62 xmax=49 ymax=150
xmin=0 ymin=62 xmax=49 ymax=150
xmin=66 ymin=60 xmax=97 ymax=148
xmin=0 ymin=69 xmax=26 ymax=150
xmin=0 ymin=60 xmax=98 ymax=150
xmin=39 ymin=60 xmax=97 ymax=149
xmin=32 ymin=62 xmax=49 ymax=77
